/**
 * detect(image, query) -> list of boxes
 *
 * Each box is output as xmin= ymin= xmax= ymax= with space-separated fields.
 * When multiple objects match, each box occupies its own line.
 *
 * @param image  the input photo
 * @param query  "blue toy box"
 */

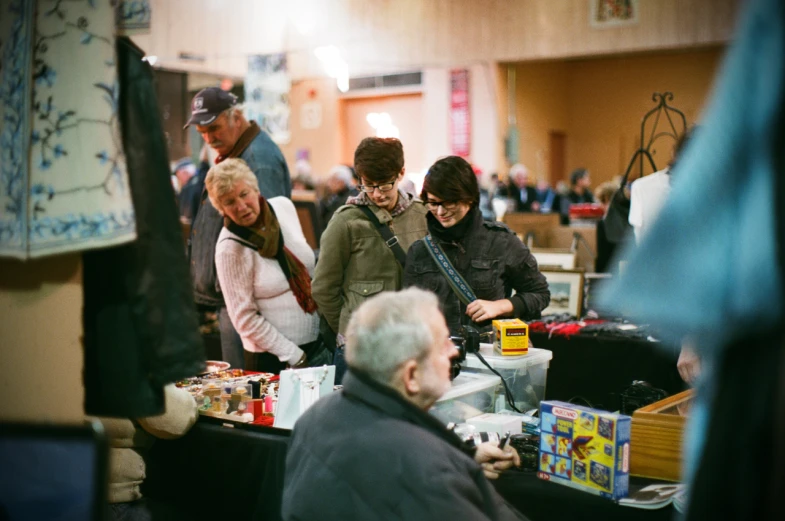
xmin=537 ymin=401 xmax=631 ymax=500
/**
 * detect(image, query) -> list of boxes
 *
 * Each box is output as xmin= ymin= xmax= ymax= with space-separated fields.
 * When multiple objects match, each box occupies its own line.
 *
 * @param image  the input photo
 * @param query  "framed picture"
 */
xmin=589 ymin=0 xmax=639 ymax=28
xmin=583 ymin=272 xmax=613 ymax=315
xmin=532 ymin=248 xmax=577 ymax=270
xmin=541 ymin=269 xmax=585 ymax=318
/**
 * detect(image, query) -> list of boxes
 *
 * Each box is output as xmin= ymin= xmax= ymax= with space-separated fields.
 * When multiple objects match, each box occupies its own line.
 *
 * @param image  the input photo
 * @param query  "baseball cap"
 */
xmin=183 ymin=87 xmax=238 ymax=128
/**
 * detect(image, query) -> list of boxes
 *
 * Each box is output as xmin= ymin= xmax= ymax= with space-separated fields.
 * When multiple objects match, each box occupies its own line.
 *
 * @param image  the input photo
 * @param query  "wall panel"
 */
xmin=132 ymin=0 xmax=741 ymax=79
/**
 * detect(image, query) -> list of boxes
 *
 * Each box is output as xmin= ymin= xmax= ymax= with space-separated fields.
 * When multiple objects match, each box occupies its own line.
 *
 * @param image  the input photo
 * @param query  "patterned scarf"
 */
xmin=224 ymin=195 xmax=317 ymax=314
xmin=346 ymin=188 xmax=414 ymax=217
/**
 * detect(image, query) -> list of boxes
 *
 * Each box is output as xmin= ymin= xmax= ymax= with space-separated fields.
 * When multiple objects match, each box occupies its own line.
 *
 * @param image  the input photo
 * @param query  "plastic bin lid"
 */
xmin=462 ymin=344 xmax=553 ymax=370
xmin=436 ymin=371 xmax=502 ymax=402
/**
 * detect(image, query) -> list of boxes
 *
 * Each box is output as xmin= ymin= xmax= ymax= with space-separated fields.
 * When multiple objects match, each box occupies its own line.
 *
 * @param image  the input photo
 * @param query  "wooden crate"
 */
xmin=630 ymin=389 xmax=693 ymax=482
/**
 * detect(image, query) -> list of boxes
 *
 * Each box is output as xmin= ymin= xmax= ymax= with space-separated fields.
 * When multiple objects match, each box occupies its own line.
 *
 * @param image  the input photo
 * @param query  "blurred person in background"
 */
xmin=566 ymin=168 xmax=595 ymax=205
xmin=534 ymin=178 xmax=559 ymax=214
xmin=292 ymin=158 xmax=316 ymax=191
xmin=559 ymin=168 xmax=595 ymax=224
xmin=172 ymin=157 xmax=201 ymax=224
xmin=594 ymin=181 xmax=618 ymax=212
xmin=320 ymin=164 xmax=359 ymax=224
xmin=501 ymin=163 xmax=539 ymax=212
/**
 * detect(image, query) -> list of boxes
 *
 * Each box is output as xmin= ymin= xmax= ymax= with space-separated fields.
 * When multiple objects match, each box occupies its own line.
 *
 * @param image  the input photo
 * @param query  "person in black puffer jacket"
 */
xmin=403 ymin=156 xmax=550 ymax=337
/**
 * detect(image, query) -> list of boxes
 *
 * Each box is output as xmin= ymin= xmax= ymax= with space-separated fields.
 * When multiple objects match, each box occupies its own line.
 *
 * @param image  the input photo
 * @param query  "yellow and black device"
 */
xmin=492 ymin=318 xmax=529 ymax=355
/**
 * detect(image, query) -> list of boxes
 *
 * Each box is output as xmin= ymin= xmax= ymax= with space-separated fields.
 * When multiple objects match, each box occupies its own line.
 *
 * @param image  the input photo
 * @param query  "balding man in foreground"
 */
xmin=282 ymin=288 xmax=528 ymax=521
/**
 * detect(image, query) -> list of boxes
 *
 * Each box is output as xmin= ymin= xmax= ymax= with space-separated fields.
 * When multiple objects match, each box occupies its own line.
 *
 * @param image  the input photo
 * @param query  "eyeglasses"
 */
xmin=425 ymin=200 xmax=460 ymax=212
xmin=357 ymin=180 xmax=397 ymax=193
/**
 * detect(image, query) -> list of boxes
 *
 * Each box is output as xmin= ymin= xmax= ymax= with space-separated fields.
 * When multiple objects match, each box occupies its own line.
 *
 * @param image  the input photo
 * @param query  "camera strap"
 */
xmin=357 ymin=205 xmax=407 ymax=267
xmin=424 ymin=234 xmax=476 ymax=306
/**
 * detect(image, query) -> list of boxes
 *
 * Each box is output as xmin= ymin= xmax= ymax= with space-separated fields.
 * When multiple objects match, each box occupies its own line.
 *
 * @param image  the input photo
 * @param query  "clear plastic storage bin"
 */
xmin=430 ymin=372 xmax=501 ymax=425
xmin=462 ymin=344 xmax=553 ymax=413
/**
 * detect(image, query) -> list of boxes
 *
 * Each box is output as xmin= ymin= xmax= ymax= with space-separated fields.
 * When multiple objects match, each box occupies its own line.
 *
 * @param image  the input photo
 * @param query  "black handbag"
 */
xmin=603 ymin=185 xmax=633 ymax=244
xmin=603 ymin=149 xmax=657 ymax=244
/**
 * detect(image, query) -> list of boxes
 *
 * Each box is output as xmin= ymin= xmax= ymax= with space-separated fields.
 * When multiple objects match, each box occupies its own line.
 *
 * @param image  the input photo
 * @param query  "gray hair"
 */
xmin=345 ymin=288 xmax=439 ymax=386
xmin=329 ymin=165 xmax=355 ymax=188
xmin=205 ymin=158 xmax=259 ymax=215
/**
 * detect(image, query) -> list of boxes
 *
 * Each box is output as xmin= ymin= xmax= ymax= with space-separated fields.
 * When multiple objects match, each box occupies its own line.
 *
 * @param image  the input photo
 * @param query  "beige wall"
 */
xmin=282 ymin=64 xmax=502 ymax=184
xmin=132 ymin=0 xmax=741 ymax=79
xmin=279 ymin=77 xmax=343 ymax=179
xmin=0 ymin=256 xmax=84 ymax=423
xmin=500 ymin=46 xmax=725 ymax=186
xmin=503 ymin=61 xmax=571 ymax=182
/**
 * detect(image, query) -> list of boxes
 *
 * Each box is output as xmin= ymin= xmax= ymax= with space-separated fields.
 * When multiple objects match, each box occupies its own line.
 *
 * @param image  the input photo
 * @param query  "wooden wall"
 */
xmin=132 ymin=0 xmax=741 ymax=79
xmin=498 ymin=46 xmax=726 ymax=186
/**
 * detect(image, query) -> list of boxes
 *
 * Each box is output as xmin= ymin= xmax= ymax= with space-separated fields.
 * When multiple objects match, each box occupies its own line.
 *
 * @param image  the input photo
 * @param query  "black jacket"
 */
xmin=82 ymin=38 xmax=205 ymax=417
xmin=403 ymin=210 xmax=550 ymax=336
xmin=502 ymin=182 xmax=538 ymax=212
xmin=282 ymin=370 xmax=528 ymax=521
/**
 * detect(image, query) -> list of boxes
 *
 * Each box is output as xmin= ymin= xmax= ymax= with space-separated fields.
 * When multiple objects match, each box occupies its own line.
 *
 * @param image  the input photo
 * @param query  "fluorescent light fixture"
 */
xmin=366 ymin=112 xmax=400 ymax=138
xmin=314 ymin=45 xmax=349 ymax=93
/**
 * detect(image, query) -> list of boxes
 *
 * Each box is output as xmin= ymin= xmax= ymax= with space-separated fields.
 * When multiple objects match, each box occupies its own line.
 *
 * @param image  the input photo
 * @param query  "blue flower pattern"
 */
xmin=0 ymin=0 xmax=136 ymax=258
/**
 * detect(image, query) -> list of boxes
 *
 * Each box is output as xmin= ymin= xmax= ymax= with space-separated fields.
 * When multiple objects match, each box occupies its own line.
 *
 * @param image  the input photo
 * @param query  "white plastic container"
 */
xmin=461 ymin=344 xmax=553 ymax=413
xmin=430 ymin=372 xmax=501 ymax=425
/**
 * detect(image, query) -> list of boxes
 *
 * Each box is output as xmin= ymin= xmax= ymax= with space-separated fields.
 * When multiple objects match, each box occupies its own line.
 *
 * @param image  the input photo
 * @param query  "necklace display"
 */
xmin=291 ymin=366 xmax=330 ymax=390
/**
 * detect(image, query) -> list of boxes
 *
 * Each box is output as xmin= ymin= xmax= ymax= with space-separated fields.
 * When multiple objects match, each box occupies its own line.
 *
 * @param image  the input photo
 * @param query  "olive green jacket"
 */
xmin=312 ymin=199 xmax=428 ymax=336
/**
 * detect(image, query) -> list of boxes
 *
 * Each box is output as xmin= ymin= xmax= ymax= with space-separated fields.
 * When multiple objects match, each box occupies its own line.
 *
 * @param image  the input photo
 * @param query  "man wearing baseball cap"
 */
xmin=186 ymin=87 xmax=291 ymax=370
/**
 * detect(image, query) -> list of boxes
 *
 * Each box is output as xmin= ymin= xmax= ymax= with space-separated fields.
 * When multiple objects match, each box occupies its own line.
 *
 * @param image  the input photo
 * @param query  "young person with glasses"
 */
xmin=311 ymin=137 xmax=428 ymax=382
xmin=403 ymin=156 xmax=550 ymax=337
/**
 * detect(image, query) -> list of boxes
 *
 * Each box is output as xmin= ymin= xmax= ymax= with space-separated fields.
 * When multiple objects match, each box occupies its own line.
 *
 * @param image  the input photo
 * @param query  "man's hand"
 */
xmin=466 ymin=299 xmax=513 ymax=323
xmin=474 ymin=441 xmax=521 ymax=480
xmin=677 ymin=345 xmax=701 ymax=385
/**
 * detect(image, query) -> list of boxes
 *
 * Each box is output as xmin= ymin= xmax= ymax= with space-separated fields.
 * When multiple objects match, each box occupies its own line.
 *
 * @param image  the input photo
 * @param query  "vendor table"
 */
xmin=143 ymin=419 xmax=290 ymax=521
xmin=495 ymin=472 xmax=676 ymax=521
xmin=144 ymin=418 xmax=678 ymax=521
xmin=532 ymin=331 xmax=687 ymax=411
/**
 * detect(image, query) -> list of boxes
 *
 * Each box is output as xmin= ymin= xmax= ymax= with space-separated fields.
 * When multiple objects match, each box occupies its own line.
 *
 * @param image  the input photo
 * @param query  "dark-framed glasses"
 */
xmin=358 ymin=180 xmax=396 ymax=193
xmin=425 ymin=200 xmax=459 ymax=212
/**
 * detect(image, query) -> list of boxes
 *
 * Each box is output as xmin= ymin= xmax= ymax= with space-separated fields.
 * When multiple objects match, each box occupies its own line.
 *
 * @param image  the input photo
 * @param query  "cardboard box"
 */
xmin=492 ymin=319 xmax=529 ymax=355
xmin=538 ymin=401 xmax=631 ymax=500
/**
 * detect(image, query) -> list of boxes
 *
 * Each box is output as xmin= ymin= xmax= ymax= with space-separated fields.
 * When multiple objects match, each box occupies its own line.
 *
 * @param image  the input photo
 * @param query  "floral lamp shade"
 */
xmin=0 ymin=0 xmax=137 ymax=259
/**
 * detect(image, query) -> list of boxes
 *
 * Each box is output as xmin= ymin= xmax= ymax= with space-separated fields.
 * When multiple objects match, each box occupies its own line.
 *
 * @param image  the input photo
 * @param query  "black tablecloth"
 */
xmin=533 ymin=332 xmax=687 ymax=411
xmin=494 ymin=471 xmax=677 ymax=521
xmin=143 ymin=419 xmax=290 ymax=521
xmin=144 ymin=418 xmax=678 ymax=521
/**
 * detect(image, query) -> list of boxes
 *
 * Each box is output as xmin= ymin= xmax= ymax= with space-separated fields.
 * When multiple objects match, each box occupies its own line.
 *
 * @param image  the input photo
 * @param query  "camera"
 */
xmin=449 ymin=325 xmax=481 ymax=380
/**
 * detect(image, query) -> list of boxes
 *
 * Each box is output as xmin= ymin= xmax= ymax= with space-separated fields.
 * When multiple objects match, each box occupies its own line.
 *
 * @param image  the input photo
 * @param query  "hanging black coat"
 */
xmin=82 ymin=38 xmax=205 ymax=417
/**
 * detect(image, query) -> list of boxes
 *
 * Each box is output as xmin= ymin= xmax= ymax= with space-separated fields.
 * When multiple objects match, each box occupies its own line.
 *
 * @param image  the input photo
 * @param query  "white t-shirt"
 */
xmin=629 ymin=169 xmax=671 ymax=244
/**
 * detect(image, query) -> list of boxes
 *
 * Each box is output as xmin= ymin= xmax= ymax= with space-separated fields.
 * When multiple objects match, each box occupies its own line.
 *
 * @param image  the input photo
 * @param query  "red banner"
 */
xmin=450 ymin=69 xmax=471 ymax=157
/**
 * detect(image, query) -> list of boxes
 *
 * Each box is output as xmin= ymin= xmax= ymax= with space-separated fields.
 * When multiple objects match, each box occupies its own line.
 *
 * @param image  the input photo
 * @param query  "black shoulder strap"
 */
xmin=356 ymin=205 xmax=407 ymax=267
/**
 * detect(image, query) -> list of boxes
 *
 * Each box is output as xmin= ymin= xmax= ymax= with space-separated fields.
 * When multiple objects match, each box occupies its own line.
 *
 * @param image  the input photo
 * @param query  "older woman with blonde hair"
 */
xmin=206 ymin=158 xmax=330 ymax=372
